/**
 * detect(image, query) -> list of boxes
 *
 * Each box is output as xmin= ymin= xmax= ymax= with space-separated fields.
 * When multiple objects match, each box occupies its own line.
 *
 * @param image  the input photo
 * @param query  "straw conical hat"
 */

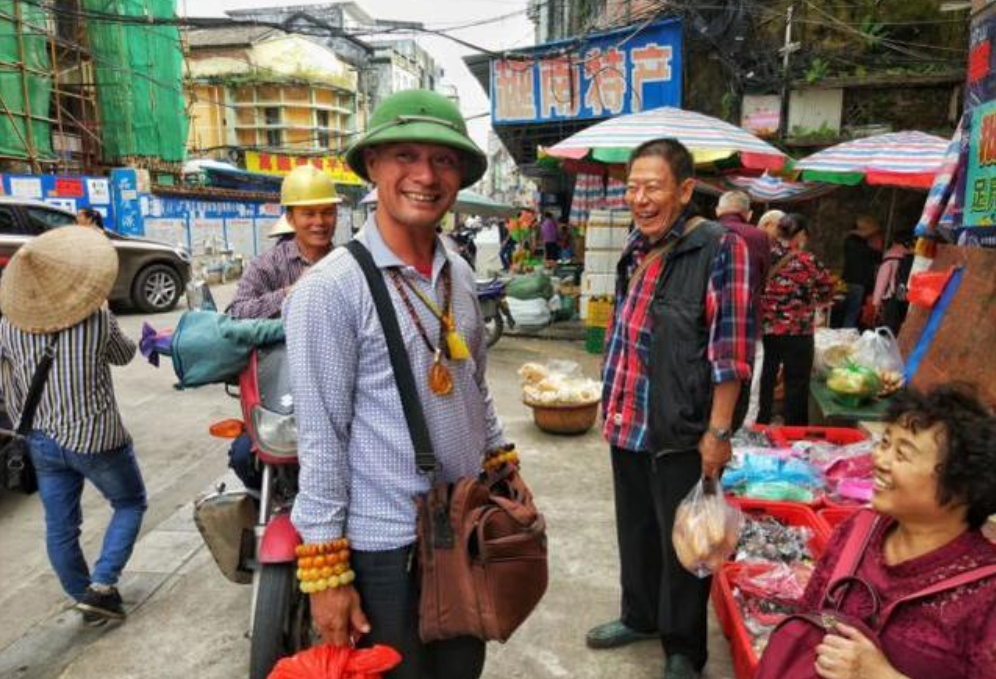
xmin=0 ymin=226 xmax=119 ymax=333
xmin=268 ymin=214 xmax=295 ymax=238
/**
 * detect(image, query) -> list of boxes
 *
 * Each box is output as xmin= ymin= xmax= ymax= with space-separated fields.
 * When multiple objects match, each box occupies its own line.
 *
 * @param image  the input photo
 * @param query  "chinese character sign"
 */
xmin=965 ymin=99 xmax=996 ymax=227
xmin=245 ymin=152 xmax=364 ymax=185
xmin=491 ymin=18 xmax=682 ymax=124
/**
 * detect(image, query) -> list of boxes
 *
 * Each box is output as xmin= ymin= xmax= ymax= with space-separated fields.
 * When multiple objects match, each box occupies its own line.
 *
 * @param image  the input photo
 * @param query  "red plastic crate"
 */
xmin=716 ymin=563 xmax=761 ymax=679
xmin=769 ymin=425 xmax=867 ymax=448
xmin=730 ymin=498 xmax=831 ymax=560
xmin=817 ymin=505 xmax=861 ymax=532
xmin=711 ymin=577 xmax=734 ymax=639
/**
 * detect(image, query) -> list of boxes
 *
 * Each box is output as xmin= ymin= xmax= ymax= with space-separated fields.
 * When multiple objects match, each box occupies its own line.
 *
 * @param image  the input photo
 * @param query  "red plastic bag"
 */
xmin=906 ymin=269 xmax=954 ymax=308
xmin=267 ymin=645 xmax=402 ymax=679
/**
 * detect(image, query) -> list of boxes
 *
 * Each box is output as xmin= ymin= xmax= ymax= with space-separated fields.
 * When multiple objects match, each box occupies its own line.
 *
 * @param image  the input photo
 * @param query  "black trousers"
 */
xmin=352 ymin=546 xmax=486 ymax=679
xmin=757 ymin=334 xmax=814 ymax=426
xmin=611 ymin=447 xmax=711 ymax=670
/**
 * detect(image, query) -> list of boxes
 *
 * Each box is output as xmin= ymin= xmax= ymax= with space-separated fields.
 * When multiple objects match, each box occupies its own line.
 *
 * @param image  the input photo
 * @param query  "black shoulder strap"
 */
xmin=17 ymin=336 xmax=58 ymax=436
xmin=345 ymin=240 xmax=437 ymax=474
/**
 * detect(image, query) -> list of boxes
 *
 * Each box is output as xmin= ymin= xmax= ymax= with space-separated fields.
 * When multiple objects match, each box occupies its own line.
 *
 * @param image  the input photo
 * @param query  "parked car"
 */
xmin=0 ymin=197 xmax=192 ymax=313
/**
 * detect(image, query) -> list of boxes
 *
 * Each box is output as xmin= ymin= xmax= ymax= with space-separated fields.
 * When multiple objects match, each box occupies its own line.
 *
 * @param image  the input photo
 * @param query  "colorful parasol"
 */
xmin=695 ymin=173 xmax=838 ymax=204
xmin=545 ymin=106 xmax=788 ymax=171
xmin=794 ymin=131 xmax=949 ymax=189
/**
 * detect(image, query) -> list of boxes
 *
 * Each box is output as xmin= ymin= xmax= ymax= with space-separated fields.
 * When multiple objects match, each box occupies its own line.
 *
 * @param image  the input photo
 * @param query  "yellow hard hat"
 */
xmin=280 ymin=165 xmax=342 ymax=207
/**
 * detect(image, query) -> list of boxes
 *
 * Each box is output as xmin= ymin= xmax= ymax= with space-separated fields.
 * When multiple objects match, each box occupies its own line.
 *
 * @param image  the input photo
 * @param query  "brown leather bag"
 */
xmin=417 ymin=465 xmax=548 ymax=642
xmin=347 ymin=240 xmax=549 ymax=643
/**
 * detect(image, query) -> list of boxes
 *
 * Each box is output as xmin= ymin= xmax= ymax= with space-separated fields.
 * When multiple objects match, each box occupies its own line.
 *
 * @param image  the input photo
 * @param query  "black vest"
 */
xmin=618 ymin=220 xmax=726 ymax=454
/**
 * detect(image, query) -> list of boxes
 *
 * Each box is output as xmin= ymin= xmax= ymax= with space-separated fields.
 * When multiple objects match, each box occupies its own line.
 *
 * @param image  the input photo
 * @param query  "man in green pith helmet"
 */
xmin=284 ymin=90 xmax=510 ymax=679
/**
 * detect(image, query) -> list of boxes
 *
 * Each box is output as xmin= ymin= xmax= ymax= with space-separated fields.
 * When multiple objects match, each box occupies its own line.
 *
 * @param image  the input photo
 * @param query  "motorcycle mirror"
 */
xmin=186 ymin=279 xmax=218 ymax=312
xmin=209 ymin=418 xmax=245 ymax=439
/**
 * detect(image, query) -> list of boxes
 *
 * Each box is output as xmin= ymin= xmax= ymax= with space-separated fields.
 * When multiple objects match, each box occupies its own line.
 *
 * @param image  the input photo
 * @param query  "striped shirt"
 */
xmin=285 ymin=216 xmax=506 ymax=550
xmin=227 ymin=237 xmax=314 ymax=319
xmin=0 ymin=309 xmax=136 ymax=454
xmin=601 ymin=216 xmax=754 ymax=453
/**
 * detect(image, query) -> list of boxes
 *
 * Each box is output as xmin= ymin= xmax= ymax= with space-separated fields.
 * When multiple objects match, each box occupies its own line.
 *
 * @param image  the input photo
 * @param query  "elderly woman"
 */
xmin=756 ymin=213 xmax=835 ymax=425
xmin=777 ymin=386 xmax=996 ymax=679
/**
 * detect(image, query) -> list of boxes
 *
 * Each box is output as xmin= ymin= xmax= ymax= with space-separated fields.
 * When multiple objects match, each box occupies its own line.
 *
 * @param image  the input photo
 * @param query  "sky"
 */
xmin=182 ymin=0 xmax=537 ymax=148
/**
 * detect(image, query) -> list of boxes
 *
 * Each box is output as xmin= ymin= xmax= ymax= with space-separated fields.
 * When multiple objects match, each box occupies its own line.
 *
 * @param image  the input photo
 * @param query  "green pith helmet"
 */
xmin=346 ymin=89 xmax=486 ymax=189
xmin=281 ymin=165 xmax=342 ymax=207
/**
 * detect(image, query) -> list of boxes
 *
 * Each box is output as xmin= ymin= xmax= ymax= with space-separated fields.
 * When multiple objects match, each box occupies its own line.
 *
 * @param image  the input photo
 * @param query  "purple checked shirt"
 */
xmin=226 ymin=237 xmax=316 ymax=320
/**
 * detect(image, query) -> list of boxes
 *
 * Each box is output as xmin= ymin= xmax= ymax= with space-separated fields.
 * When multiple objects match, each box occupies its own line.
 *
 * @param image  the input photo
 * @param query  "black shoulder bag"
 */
xmin=2 ymin=336 xmax=58 ymax=493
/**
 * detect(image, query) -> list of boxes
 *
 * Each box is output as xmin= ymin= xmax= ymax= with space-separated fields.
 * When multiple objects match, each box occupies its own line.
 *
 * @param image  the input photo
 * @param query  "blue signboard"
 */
xmin=0 ymin=173 xmax=114 ymax=227
xmin=490 ymin=18 xmax=682 ymax=125
xmin=111 ymin=168 xmax=145 ymax=237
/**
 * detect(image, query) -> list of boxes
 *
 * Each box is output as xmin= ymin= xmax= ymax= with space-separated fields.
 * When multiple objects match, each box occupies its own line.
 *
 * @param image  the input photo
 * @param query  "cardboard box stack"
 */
xmin=580 ymin=209 xmax=629 ymax=322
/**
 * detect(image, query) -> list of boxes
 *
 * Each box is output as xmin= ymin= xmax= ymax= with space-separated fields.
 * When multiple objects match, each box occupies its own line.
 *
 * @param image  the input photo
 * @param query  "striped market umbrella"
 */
xmin=696 ymin=173 xmax=838 ymax=204
xmin=794 ymin=131 xmax=949 ymax=189
xmin=545 ymin=106 xmax=787 ymax=172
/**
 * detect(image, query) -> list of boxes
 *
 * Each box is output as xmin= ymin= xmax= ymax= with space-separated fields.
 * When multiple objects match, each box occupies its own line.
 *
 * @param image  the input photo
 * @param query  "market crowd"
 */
xmin=0 ymin=88 xmax=993 ymax=679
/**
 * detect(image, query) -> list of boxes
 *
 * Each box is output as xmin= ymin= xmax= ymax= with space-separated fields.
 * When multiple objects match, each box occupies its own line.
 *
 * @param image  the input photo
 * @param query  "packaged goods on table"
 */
xmin=735 ymin=515 xmax=816 ymax=565
xmin=813 ymin=328 xmax=860 ymax=378
xmin=722 ymin=453 xmax=824 ymax=503
xmin=730 ymin=562 xmax=814 ymax=658
xmin=793 ymin=439 xmax=875 ymax=507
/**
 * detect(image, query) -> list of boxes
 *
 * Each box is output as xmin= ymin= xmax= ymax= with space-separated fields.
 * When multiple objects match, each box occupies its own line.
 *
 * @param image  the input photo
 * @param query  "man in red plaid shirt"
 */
xmin=586 ymin=139 xmax=755 ymax=679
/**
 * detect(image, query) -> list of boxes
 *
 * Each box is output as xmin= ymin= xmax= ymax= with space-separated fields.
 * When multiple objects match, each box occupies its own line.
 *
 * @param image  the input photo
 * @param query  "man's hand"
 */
xmin=699 ymin=429 xmax=732 ymax=479
xmin=309 ymin=585 xmax=370 ymax=647
xmin=814 ymin=623 xmax=905 ymax=679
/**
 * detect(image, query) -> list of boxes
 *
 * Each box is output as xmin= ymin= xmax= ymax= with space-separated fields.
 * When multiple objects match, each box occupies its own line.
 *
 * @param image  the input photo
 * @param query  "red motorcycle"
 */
xmin=205 ymin=342 xmax=312 ymax=679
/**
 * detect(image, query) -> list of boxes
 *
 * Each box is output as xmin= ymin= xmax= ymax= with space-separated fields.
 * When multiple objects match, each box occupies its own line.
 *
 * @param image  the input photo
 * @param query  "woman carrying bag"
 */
xmin=0 ymin=227 xmax=146 ymax=626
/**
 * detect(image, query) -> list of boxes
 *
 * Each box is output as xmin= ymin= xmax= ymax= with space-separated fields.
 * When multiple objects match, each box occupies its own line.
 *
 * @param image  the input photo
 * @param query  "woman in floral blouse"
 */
xmin=757 ymin=213 xmax=835 ymax=425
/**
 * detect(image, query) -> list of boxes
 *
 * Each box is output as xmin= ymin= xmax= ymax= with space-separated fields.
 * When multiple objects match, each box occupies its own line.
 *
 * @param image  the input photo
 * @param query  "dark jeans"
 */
xmin=543 ymin=242 xmax=561 ymax=261
xmin=228 ymin=433 xmax=261 ymax=490
xmin=29 ymin=433 xmax=147 ymax=600
xmin=841 ymin=283 xmax=865 ymax=328
xmin=757 ymin=334 xmax=815 ymax=426
xmin=611 ymin=447 xmax=711 ymax=670
xmin=499 ymin=239 xmax=515 ymax=270
xmin=352 ymin=546 xmax=485 ymax=679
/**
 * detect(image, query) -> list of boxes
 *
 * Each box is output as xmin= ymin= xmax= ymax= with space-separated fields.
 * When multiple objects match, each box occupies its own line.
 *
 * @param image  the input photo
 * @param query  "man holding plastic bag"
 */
xmin=588 ymin=138 xmax=754 ymax=679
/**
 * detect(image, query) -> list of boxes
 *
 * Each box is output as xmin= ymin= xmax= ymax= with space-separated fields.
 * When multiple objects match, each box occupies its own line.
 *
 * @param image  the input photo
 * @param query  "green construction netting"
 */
xmin=0 ymin=0 xmax=53 ymax=160
xmin=84 ymin=0 xmax=188 ymax=162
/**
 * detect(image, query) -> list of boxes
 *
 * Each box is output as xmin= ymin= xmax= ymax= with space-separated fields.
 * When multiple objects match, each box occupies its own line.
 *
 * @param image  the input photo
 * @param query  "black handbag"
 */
xmin=1 ymin=336 xmax=57 ymax=494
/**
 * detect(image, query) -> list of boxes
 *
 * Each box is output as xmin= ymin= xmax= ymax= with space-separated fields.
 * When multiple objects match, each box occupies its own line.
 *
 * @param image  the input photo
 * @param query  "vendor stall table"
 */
xmin=809 ymin=379 xmax=891 ymax=426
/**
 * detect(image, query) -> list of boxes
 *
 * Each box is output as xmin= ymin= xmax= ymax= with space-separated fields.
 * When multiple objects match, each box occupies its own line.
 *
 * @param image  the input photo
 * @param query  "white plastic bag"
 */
xmin=672 ymin=478 xmax=743 ymax=578
xmin=852 ymin=327 xmax=905 ymax=375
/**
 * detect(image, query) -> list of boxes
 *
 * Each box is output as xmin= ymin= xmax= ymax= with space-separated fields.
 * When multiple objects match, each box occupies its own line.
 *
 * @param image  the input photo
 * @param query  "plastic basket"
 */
xmin=584 ymin=326 xmax=606 ymax=354
xmin=711 ymin=577 xmax=734 ymax=639
xmin=584 ymin=298 xmax=614 ymax=328
xmin=817 ymin=505 xmax=862 ymax=533
xmin=715 ymin=563 xmax=761 ymax=679
xmin=769 ymin=426 xmax=867 ymax=448
xmin=729 ymin=498 xmax=831 ymax=560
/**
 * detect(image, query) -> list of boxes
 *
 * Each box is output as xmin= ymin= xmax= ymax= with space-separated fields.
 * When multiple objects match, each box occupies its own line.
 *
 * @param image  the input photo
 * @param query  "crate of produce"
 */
xmin=769 ymin=425 xmax=867 ymax=448
xmin=715 ymin=564 xmax=761 ymax=679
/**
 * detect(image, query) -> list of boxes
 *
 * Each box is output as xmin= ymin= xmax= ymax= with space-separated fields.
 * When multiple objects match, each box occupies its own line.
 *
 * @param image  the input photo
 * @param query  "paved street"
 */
xmin=0 ymin=284 xmax=734 ymax=679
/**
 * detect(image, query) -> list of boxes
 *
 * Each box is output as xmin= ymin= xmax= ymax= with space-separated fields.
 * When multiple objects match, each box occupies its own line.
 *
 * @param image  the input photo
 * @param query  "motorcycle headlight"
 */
xmin=250 ymin=406 xmax=297 ymax=456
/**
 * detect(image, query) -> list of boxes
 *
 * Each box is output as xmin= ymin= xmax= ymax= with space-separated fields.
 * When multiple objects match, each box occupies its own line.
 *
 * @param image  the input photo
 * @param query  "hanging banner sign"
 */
xmin=490 ymin=18 xmax=682 ymax=125
xmin=245 ymin=151 xmax=364 ymax=185
xmin=965 ymin=98 xmax=996 ymax=227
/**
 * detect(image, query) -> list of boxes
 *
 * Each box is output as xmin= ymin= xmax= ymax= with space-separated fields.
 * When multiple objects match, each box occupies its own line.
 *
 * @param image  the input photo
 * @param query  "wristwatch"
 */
xmin=707 ymin=425 xmax=733 ymax=442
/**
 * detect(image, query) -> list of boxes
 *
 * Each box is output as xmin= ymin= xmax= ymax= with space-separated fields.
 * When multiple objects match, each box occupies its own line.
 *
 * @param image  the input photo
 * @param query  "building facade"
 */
xmin=185 ymin=27 xmax=359 ymax=159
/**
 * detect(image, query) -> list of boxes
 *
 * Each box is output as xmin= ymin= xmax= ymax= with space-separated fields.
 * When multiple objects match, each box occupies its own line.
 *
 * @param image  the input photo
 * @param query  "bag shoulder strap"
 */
xmin=879 ymin=559 xmax=996 ymax=627
xmin=827 ymin=509 xmax=879 ymax=588
xmin=17 ymin=335 xmax=58 ymax=436
xmin=627 ymin=216 xmax=705 ymax=294
xmin=345 ymin=240 xmax=437 ymax=474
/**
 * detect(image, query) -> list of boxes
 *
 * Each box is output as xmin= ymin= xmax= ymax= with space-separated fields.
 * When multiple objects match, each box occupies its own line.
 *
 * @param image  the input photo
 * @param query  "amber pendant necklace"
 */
xmin=389 ymin=267 xmax=461 ymax=396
